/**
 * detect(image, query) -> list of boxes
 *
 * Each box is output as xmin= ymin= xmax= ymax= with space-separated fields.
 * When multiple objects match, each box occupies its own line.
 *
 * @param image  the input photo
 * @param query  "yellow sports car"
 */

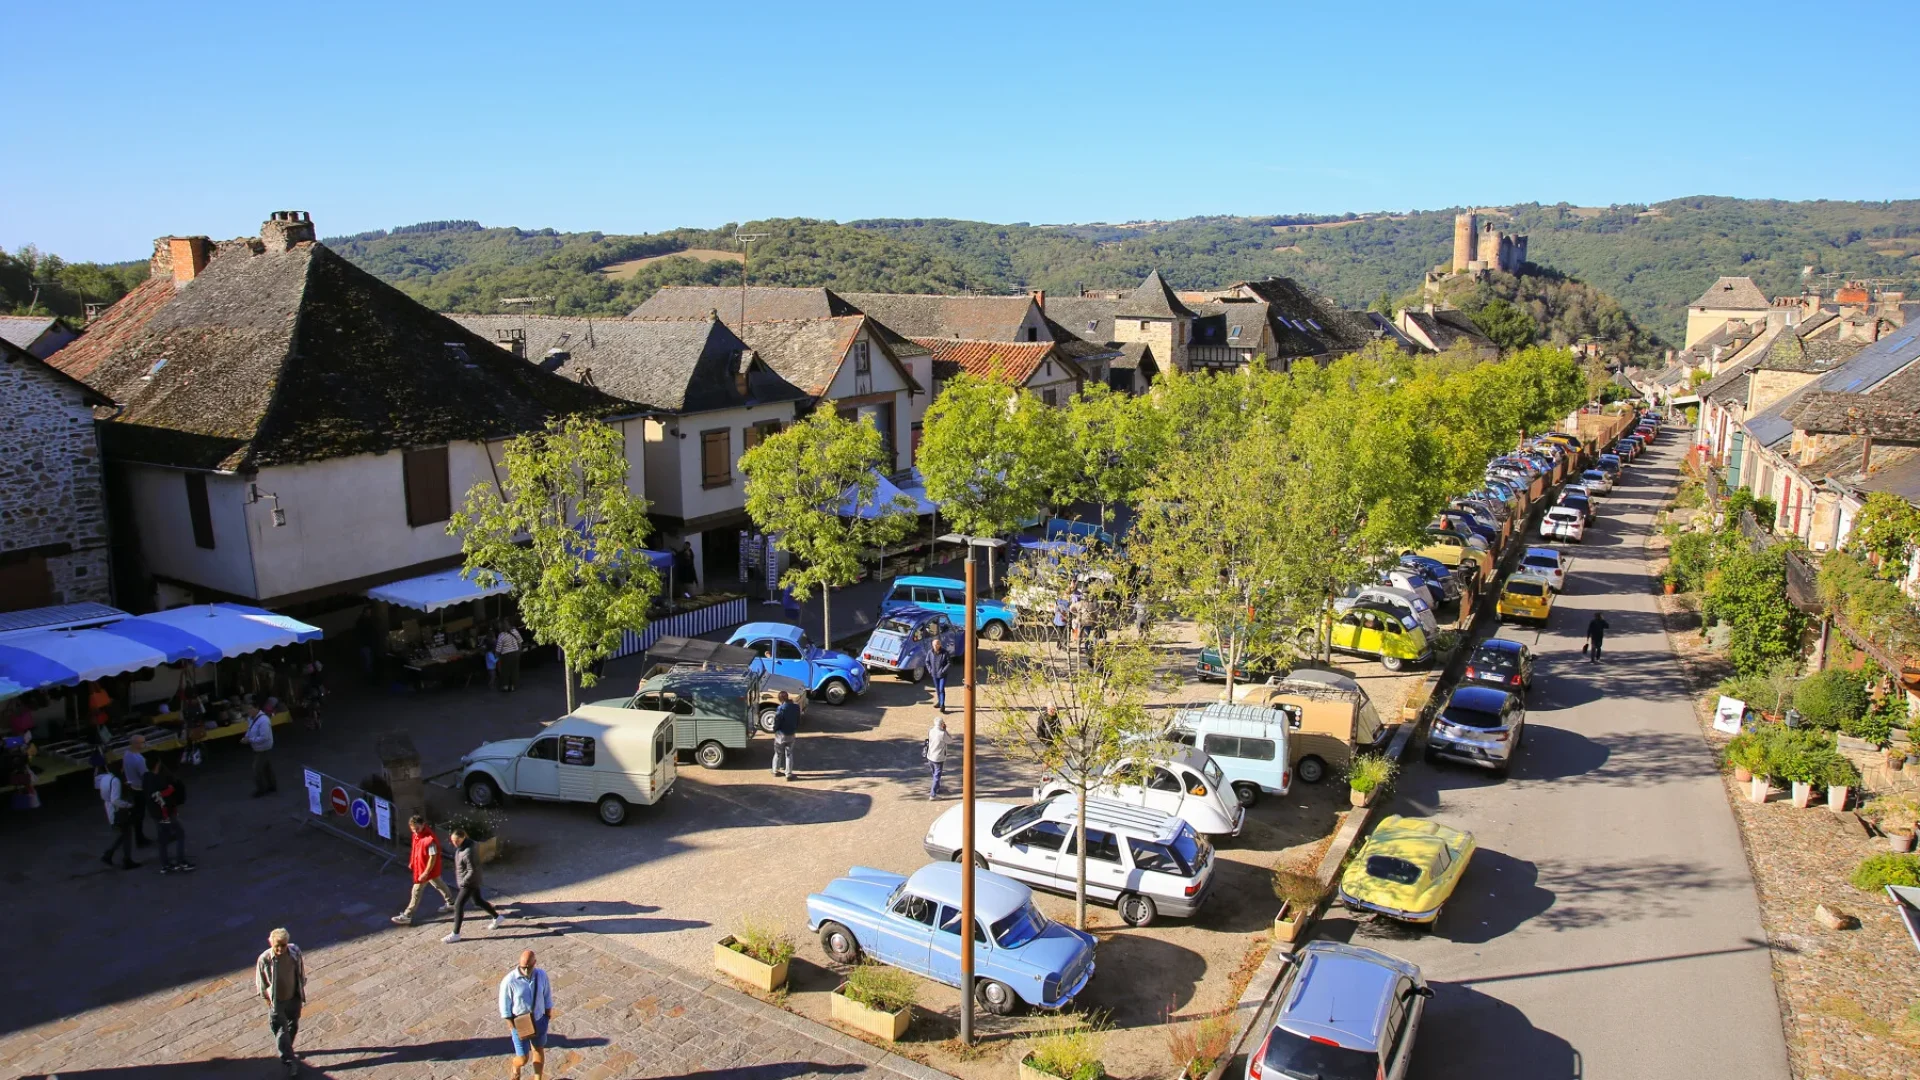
xmin=1337 ymin=815 xmax=1476 ymax=925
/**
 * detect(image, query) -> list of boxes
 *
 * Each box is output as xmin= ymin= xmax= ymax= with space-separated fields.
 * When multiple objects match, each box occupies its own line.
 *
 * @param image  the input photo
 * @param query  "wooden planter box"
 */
xmin=473 ymin=836 xmax=502 ymax=865
xmin=831 ymin=987 xmax=911 ymax=1041
xmin=713 ymin=937 xmax=788 ymax=992
xmin=1272 ymin=898 xmax=1317 ymax=943
xmin=1349 ymin=787 xmax=1376 ymax=809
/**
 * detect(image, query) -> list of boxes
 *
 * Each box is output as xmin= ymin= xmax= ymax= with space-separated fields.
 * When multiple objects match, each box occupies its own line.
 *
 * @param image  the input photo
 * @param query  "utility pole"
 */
xmin=959 ymin=544 xmax=978 ymax=1045
xmin=736 ymin=229 xmax=768 ymax=326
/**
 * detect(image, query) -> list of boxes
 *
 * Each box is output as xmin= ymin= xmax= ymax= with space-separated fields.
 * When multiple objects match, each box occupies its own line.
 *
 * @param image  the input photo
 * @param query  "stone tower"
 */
xmin=1453 ymin=212 xmax=1477 ymax=273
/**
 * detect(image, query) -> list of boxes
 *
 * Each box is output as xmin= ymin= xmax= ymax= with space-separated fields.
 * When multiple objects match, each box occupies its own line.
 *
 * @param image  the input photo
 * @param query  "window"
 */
xmin=745 ymin=639 xmax=773 ymax=659
xmin=891 ymin=891 xmax=936 ymax=925
xmin=403 ymin=446 xmax=451 ymax=527
xmin=1042 ymin=388 xmax=1058 ymax=408
xmin=1087 ymin=320 xmax=1099 ymax=333
xmin=1027 ymin=327 xmax=1039 ymax=342
xmin=937 ymin=905 xmax=987 ymax=942
xmin=1203 ymin=734 xmax=1276 ymax=761
xmin=1013 ymin=822 xmax=1070 ymax=851
xmin=743 ymin=419 xmax=782 ymax=453
xmin=911 ymin=421 xmax=924 ymax=461
xmin=1071 ymin=828 xmax=1121 ymax=863
xmin=1229 ymin=326 xmax=1241 ymax=339
xmin=701 ymin=429 xmax=732 ymax=488
xmin=774 ymin=640 xmax=803 ymax=661
xmin=1128 ymin=839 xmax=1190 ymax=875
xmin=560 ymin=734 xmax=595 ymax=767
xmin=853 ymin=341 xmax=872 ymax=375
xmin=184 ymin=472 xmax=215 ymax=549
xmin=1147 ymin=768 xmax=1183 ymax=793
xmin=1139 ymin=320 xmax=1151 ymax=331
xmin=526 ymin=737 xmax=559 ymax=761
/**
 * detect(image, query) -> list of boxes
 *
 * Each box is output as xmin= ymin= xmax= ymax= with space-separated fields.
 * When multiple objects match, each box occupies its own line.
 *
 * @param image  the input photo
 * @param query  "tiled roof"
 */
xmin=1401 ymin=308 xmax=1495 ymax=352
xmin=914 ymin=339 xmax=1079 ymax=387
xmin=1690 ymin=276 xmax=1771 ymax=310
xmin=444 ymin=313 xmax=805 ymax=414
xmin=1117 ymin=271 xmax=1196 ymax=319
xmin=737 ymin=315 xmax=919 ymax=398
xmin=840 ymin=293 xmax=1041 ymax=342
xmin=629 ymin=286 xmax=857 ymax=323
xmin=54 ymin=240 xmax=622 ymax=471
xmin=1743 ymin=329 xmax=1920 ymax=449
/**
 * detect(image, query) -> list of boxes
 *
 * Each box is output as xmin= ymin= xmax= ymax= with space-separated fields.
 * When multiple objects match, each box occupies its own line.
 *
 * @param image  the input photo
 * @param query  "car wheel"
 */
xmin=1423 ymin=747 xmax=1441 ymax=766
xmin=1296 ymin=756 xmax=1327 ymax=785
xmin=819 ymin=921 xmax=860 ymax=965
xmin=464 ymin=774 xmax=500 ymax=808
xmin=981 ymin=621 xmax=1009 ymax=641
xmin=1232 ymin=782 xmax=1261 ymax=808
xmin=821 ymin=678 xmax=851 ymax=706
xmin=695 ymin=741 xmax=726 ymax=769
xmin=1118 ymin=892 xmax=1157 ymax=928
xmin=903 ymin=665 xmax=924 ymax=684
xmin=975 ymin=978 xmax=1019 ymax=1016
xmin=757 ymin=707 xmax=778 ymax=734
xmin=1381 ymin=654 xmax=1405 ymax=672
xmin=596 ymin=794 xmax=628 ymax=826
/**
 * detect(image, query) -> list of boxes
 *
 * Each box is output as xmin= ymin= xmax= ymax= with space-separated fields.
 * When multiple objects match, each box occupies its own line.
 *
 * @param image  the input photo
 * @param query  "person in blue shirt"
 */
xmin=770 ymin=691 xmax=801 ymax=781
xmin=498 ymin=949 xmax=553 ymax=1080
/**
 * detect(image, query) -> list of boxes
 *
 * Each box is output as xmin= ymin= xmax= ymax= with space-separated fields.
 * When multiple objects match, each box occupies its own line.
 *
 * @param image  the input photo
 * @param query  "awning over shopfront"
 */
xmin=96 ymin=618 xmax=223 ymax=664
xmin=128 ymin=604 xmax=322 ymax=659
xmin=840 ymin=471 xmax=926 ymax=519
xmin=0 ymin=630 xmax=171 ymax=688
xmin=367 ymin=569 xmax=513 ymax=613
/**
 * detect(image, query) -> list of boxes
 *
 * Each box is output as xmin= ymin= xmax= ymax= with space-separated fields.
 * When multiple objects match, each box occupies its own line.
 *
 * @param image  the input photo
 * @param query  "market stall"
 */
xmin=365 ymin=569 xmax=512 ymax=688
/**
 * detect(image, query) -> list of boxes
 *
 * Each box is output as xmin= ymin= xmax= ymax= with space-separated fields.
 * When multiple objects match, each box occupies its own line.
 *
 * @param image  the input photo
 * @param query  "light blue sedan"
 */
xmin=726 ymin=622 xmax=868 ymax=706
xmin=806 ymin=863 xmax=1096 ymax=1015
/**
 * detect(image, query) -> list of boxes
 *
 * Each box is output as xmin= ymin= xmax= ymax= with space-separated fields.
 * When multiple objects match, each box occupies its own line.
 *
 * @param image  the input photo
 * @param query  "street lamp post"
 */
xmin=959 ymin=544 xmax=978 ymax=1044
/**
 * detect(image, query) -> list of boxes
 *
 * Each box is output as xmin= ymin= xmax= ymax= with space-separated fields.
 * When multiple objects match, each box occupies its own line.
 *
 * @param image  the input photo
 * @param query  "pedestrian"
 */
xmin=121 ymin=733 xmax=153 ymax=846
xmin=927 ymin=635 xmax=951 ymax=714
xmin=95 ymin=759 xmax=139 ymax=870
xmin=254 ymin=927 xmax=306 ymax=1077
xmin=1036 ymin=704 xmax=1061 ymax=745
xmin=245 ymin=698 xmax=278 ymax=796
xmin=926 ymin=716 xmax=951 ymax=799
xmin=442 ymin=825 xmax=506 ymax=943
xmin=485 ymin=642 xmax=499 ymax=690
xmin=392 ymin=814 xmax=456 ymax=925
xmin=495 ymin=624 xmax=523 ymax=692
xmin=499 ymin=948 xmax=554 ymax=1080
xmin=1585 ymin=612 xmax=1610 ymax=663
xmin=148 ymin=756 xmax=195 ymax=873
xmin=676 ymin=540 xmax=700 ymax=592
xmin=770 ymin=690 xmax=800 ymax=780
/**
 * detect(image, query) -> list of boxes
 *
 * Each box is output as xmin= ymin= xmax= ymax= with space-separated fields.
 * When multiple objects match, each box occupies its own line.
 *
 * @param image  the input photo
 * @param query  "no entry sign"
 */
xmin=329 ymin=786 xmax=350 ymax=816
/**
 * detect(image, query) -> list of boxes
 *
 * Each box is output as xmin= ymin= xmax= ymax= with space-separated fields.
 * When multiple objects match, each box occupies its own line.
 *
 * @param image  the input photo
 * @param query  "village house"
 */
xmin=0 ymin=336 xmax=113 ymax=612
xmin=0 ymin=314 xmax=82 ymax=360
xmin=735 ymin=315 xmax=921 ymax=467
xmin=51 ymin=212 xmax=632 ymax=617
xmin=1392 ymin=305 xmax=1499 ymax=359
xmin=915 ymin=339 xmax=1084 ymax=406
xmin=1686 ymin=275 xmax=1773 ymax=347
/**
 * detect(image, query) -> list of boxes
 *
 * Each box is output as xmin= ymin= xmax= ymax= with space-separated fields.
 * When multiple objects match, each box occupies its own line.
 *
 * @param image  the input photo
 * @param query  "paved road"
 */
xmin=1273 ymin=435 xmax=1793 ymax=1079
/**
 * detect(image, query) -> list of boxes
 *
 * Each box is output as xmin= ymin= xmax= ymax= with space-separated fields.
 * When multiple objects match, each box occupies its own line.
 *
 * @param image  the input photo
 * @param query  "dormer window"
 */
xmin=1027 ymin=327 xmax=1038 ymax=342
xmin=1087 ymin=320 xmax=1098 ymax=333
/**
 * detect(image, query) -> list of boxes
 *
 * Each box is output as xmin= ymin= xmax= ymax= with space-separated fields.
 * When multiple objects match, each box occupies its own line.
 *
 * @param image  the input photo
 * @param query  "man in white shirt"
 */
xmin=96 ymin=760 xmax=139 ymax=869
xmin=246 ymin=698 xmax=278 ymax=797
xmin=495 ymin=626 xmax=523 ymax=693
xmin=926 ymin=717 xmax=952 ymax=800
xmin=498 ymin=949 xmax=554 ymax=1080
xmin=121 ymin=733 xmax=153 ymax=847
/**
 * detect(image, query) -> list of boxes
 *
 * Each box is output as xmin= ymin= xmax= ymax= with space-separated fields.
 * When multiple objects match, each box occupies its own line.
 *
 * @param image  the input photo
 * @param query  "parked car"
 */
xmin=1598 ymin=453 xmax=1623 ymax=478
xmin=1227 ymin=671 xmax=1387 ymax=785
xmin=1380 ymin=567 xmax=1442 ymax=610
xmin=1425 ymin=685 xmax=1526 ymax=777
xmin=924 ymin=796 xmax=1216 ymax=928
xmin=1476 ymin=479 xmax=1525 ymax=515
xmin=459 ymin=703 xmax=677 ymax=826
xmin=1326 ymin=603 xmax=1432 ymax=672
xmin=1337 ymin=815 xmax=1477 ymax=925
xmin=1195 ymin=643 xmax=1281 ymax=683
xmin=1540 ymin=506 xmax=1586 ymax=543
xmin=1167 ymin=702 xmax=1294 ymax=805
xmin=1464 ymin=638 xmax=1534 ymax=694
xmin=1034 ymin=747 xmax=1243 ymax=837
xmin=1437 ymin=508 xmax=1501 ymax=551
xmin=1581 ymin=468 xmax=1613 ymax=494
xmin=1333 ymin=585 xmax=1438 ymax=636
xmin=856 ymin=606 xmax=964 ymax=683
xmin=1246 ymin=941 xmax=1430 ymax=1080
xmin=881 ymin=575 xmax=1016 ymax=640
xmin=1616 ymin=438 xmax=1640 ymax=461
xmin=1496 ymin=574 xmax=1554 ymax=623
xmin=726 ymin=622 xmax=868 ymax=705
xmin=806 ymin=862 xmax=1096 ymax=1014
xmin=1398 ymin=553 xmax=1461 ymax=601
xmin=1414 ymin=530 xmax=1491 ymax=586
xmin=1519 ymin=547 xmax=1569 ymax=591
xmin=617 ymin=668 xmax=763 ymax=768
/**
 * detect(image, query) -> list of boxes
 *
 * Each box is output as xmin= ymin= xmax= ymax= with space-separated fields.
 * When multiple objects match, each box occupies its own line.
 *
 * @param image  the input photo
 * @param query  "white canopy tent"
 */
xmin=366 ymin=569 xmax=512 ymax=613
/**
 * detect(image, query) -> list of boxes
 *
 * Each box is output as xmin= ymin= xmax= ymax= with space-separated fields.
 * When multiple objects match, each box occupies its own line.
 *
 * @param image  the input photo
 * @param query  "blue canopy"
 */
xmin=642 ymin=549 xmax=675 ymax=572
xmin=97 ymin=618 xmax=222 ymax=664
xmin=896 ymin=469 xmax=940 ymax=515
xmin=1020 ymin=538 xmax=1087 ymax=558
xmin=568 ymin=520 xmax=673 ymax=575
xmin=839 ymin=471 xmax=920 ymax=519
xmin=0 ymin=641 xmax=83 ymax=690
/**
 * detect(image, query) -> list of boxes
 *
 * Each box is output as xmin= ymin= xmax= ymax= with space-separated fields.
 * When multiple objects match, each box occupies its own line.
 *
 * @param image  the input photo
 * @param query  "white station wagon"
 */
xmin=1033 ymin=746 xmax=1245 ymax=837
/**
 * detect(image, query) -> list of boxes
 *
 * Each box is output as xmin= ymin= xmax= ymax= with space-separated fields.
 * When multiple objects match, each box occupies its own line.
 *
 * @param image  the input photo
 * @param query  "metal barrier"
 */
xmin=301 ymin=767 xmax=402 ymax=869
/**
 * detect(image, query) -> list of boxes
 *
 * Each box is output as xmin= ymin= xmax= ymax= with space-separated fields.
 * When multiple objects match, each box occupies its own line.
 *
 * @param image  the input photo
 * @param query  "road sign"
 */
xmin=350 ymin=798 xmax=373 ymax=829
xmin=329 ymin=786 xmax=350 ymax=816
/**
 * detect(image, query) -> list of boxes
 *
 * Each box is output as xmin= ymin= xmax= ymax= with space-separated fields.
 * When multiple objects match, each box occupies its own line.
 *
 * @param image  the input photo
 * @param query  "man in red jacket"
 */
xmin=391 ymin=815 xmax=455 ymax=925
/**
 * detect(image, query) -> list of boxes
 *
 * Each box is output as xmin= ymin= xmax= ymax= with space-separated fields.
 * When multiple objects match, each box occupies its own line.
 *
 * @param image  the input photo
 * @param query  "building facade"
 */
xmin=0 ymin=338 xmax=112 ymax=611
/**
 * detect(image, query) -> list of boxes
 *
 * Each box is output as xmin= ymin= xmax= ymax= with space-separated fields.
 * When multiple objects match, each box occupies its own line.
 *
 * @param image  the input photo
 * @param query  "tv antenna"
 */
xmin=499 ymin=295 xmax=554 ymax=306
xmin=736 ymin=229 xmax=769 ymax=325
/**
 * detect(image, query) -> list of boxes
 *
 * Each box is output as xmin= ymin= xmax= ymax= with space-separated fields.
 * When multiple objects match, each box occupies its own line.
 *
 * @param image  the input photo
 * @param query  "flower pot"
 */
xmin=1891 ymin=831 xmax=1918 ymax=854
xmin=1826 ymin=785 xmax=1850 ymax=812
xmin=1790 ymin=781 xmax=1814 ymax=808
xmin=1271 ymin=900 xmax=1312 ymax=944
xmin=830 ymin=987 xmax=911 ymax=1042
xmin=1349 ymin=787 xmax=1374 ymax=809
xmin=473 ymin=836 xmax=502 ymax=865
xmin=1664 ymin=581 xmax=1678 ymax=595
xmin=1731 ymin=765 xmax=1753 ymax=783
xmin=1749 ymin=776 xmax=1770 ymax=803
xmin=713 ymin=936 xmax=789 ymax=992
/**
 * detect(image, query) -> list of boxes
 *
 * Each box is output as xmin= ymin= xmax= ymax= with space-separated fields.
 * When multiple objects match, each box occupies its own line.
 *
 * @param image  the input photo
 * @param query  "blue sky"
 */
xmin=6 ymin=0 xmax=1917 ymax=262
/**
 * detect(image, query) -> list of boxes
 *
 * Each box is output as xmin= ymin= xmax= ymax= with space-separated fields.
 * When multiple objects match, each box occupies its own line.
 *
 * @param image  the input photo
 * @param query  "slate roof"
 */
xmin=840 ymin=293 xmax=1041 ymax=342
xmin=54 ymin=240 xmax=623 ymax=472
xmin=914 ymin=339 xmax=1083 ymax=387
xmin=736 ymin=315 xmax=920 ymax=398
xmin=0 ymin=315 xmax=76 ymax=356
xmin=444 ymin=313 xmax=804 ymax=414
xmin=1691 ymin=276 xmax=1771 ymax=310
xmin=1117 ymin=271 xmax=1196 ymax=319
xmin=1355 ymin=311 xmax=1423 ymax=351
xmin=629 ymin=286 xmax=857 ymax=323
xmin=1786 ymin=391 xmax=1920 ymax=440
xmin=1226 ymin=279 xmax=1379 ymax=355
xmin=1111 ymin=342 xmax=1157 ymax=372
xmin=1 ymin=335 xmax=111 ymax=406
xmin=1042 ymin=300 xmax=1120 ymax=345
xmin=1187 ymin=300 xmax=1268 ymax=351
xmin=1743 ymin=328 xmax=1920 ymax=449
xmin=1401 ymin=308 xmax=1495 ymax=352
xmin=1757 ymin=331 xmax=1859 ymax=374
xmin=1698 ymin=352 xmax=1766 ymax=406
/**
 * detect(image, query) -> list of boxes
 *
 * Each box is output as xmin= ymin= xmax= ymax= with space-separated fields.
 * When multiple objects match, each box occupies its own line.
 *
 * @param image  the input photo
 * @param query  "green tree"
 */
xmin=1059 ymin=383 xmax=1160 ymax=523
xmin=1470 ymin=297 xmax=1538 ymax=350
xmin=738 ymin=410 xmax=914 ymax=645
xmin=920 ymin=372 xmax=1067 ymax=586
xmin=1705 ymin=545 xmax=1804 ymax=675
xmin=1848 ymin=491 xmax=1920 ymax=571
xmin=449 ymin=416 xmax=659 ymax=710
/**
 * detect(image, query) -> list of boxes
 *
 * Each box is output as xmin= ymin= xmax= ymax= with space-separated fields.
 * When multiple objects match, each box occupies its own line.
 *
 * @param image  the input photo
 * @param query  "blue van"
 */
xmin=880 ymin=576 xmax=1016 ymax=640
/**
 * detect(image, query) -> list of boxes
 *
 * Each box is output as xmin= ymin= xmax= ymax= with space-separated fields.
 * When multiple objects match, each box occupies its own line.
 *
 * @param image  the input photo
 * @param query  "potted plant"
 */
xmin=831 ymin=964 xmax=917 ymax=1042
xmin=1163 ymin=1013 xmax=1234 ymax=1080
xmin=1821 ymin=753 xmax=1861 ymax=813
xmin=713 ymin=920 xmax=794 ymax=992
xmin=442 ymin=809 xmax=504 ymax=864
xmin=1021 ymin=1014 xmax=1108 ymax=1080
xmin=1865 ymin=794 xmax=1920 ymax=853
xmin=1723 ymin=731 xmax=1762 ymax=784
xmin=1270 ymin=868 xmax=1322 ymax=944
xmin=1780 ymin=746 xmax=1819 ymax=809
xmin=1346 ymin=753 xmax=1397 ymax=809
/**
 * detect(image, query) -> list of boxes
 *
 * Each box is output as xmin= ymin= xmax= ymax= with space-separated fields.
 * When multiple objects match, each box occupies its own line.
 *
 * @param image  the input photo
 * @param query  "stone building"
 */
xmin=1428 ymin=211 xmax=1527 ymax=284
xmin=0 ymin=336 xmax=113 ymax=611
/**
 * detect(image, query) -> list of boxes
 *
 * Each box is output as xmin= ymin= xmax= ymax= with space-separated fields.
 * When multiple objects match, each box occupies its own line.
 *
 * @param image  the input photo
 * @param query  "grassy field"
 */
xmin=598 ymin=247 xmax=744 ymax=278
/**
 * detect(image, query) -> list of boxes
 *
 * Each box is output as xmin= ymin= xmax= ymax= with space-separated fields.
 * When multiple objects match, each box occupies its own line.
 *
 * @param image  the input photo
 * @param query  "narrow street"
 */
xmin=1296 ymin=435 xmax=1794 ymax=1078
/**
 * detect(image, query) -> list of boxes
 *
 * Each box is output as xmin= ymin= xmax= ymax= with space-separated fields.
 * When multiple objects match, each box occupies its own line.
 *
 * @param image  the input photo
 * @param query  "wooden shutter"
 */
xmin=701 ymin=429 xmax=731 ymax=489
xmin=403 ymin=447 xmax=451 ymax=527
xmin=184 ymin=473 xmax=215 ymax=549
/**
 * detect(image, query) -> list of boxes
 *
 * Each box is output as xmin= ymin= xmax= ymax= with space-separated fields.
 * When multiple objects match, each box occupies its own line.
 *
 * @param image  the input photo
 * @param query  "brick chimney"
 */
xmin=260 ymin=210 xmax=316 ymax=252
xmin=1030 ymin=289 xmax=1046 ymax=310
xmin=151 ymin=235 xmax=211 ymax=285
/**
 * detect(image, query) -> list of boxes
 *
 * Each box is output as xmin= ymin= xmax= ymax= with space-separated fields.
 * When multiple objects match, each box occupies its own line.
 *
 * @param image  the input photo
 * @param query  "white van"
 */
xmin=459 ymin=704 xmax=677 ymax=826
xmin=1168 ymin=702 xmax=1292 ymax=807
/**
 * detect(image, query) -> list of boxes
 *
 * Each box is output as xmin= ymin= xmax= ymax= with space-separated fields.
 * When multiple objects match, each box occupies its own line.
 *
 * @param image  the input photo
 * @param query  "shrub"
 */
xmin=1271 ymin=867 xmax=1322 ymax=908
xmin=1723 ymin=731 xmax=1766 ymax=774
xmin=1864 ymin=794 xmax=1920 ymax=836
xmin=1819 ymin=752 xmax=1861 ymax=789
xmin=441 ymin=808 xmax=502 ymax=841
xmin=1717 ymin=660 xmax=1799 ymax=716
xmin=1346 ymin=753 xmax=1398 ymax=795
xmin=1704 ymin=545 xmax=1803 ymax=675
xmin=1026 ymin=1013 xmax=1108 ymax=1080
xmin=729 ymin=920 xmax=796 ymax=967
xmin=1672 ymin=482 xmax=1706 ymax=511
xmin=1746 ymin=723 xmax=1832 ymax=781
xmin=1849 ymin=853 xmax=1920 ymax=892
xmin=1783 ymin=747 xmax=1845 ymax=786
xmin=1665 ymin=531 xmax=1715 ymax=591
xmin=1792 ymin=669 xmax=1869 ymax=731
xmin=841 ymin=964 xmax=918 ymax=1013
xmin=1164 ymin=1013 xmax=1234 ymax=1078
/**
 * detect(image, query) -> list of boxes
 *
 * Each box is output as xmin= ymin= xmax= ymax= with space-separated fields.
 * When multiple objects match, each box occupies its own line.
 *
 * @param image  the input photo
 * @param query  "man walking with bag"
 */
xmin=148 ymin=756 xmax=195 ymax=873
xmin=245 ymin=699 xmax=278 ymax=797
xmin=442 ymin=825 xmax=506 ymax=943
xmin=392 ymin=815 xmax=455 ymax=925
xmin=254 ymin=927 xmax=305 ymax=1076
xmin=499 ymin=948 xmax=554 ymax=1080
xmin=1585 ymin=612 xmax=1611 ymax=663
xmin=926 ymin=716 xmax=951 ymax=800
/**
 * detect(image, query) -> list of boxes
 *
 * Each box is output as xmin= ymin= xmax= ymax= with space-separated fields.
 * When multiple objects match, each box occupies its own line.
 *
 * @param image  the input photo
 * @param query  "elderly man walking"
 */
xmin=500 ymin=948 xmax=555 ymax=1080
xmin=245 ymin=699 xmax=278 ymax=797
xmin=254 ymin=928 xmax=306 ymax=1076
xmin=926 ymin=716 xmax=952 ymax=799
xmin=769 ymin=690 xmax=801 ymax=781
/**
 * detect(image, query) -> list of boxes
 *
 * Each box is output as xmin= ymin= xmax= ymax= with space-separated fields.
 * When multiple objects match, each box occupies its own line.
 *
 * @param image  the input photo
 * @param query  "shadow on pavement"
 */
xmin=1407 ymin=980 xmax=1582 ymax=1079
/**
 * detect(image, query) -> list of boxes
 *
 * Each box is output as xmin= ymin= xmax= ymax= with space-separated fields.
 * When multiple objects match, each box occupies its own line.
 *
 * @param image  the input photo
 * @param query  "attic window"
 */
xmin=144 ymin=359 xmax=169 ymax=380
xmin=1027 ymin=327 xmax=1038 ymax=342
xmin=1307 ymin=319 xmax=1322 ymax=330
xmin=1229 ymin=326 xmax=1241 ymax=339
xmin=1087 ymin=320 xmax=1098 ymax=332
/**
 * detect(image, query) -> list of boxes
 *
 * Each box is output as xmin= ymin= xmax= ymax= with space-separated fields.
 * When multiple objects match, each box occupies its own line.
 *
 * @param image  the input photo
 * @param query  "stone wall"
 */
xmin=0 ymin=356 xmax=110 ymax=606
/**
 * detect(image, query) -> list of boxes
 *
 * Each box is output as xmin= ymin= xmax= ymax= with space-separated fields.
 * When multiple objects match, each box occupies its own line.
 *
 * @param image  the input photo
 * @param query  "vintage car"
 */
xmin=1325 ymin=603 xmax=1431 ymax=672
xmin=1227 ymin=670 xmax=1387 ymax=786
xmin=725 ymin=622 xmax=867 ymax=705
xmin=1034 ymin=746 xmax=1244 ymax=837
xmin=459 ymin=704 xmax=676 ymax=826
xmin=1398 ymin=554 xmax=1461 ymax=602
xmin=806 ymin=862 xmax=1096 ymax=1014
xmin=1337 ymin=815 xmax=1477 ymax=925
xmin=1195 ymin=644 xmax=1277 ymax=683
xmin=858 ymin=605 xmax=965 ymax=682
xmin=881 ymin=576 xmax=1017 ymax=640
xmin=1332 ymin=585 xmax=1438 ymax=636
xmin=1495 ymin=574 xmax=1555 ymax=624
xmin=1412 ymin=529 xmax=1492 ymax=585
xmin=603 ymin=668 xmax=763 ymax=769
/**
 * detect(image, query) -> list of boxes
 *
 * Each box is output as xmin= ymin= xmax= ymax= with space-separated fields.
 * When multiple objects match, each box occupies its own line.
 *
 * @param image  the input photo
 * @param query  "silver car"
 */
xmin=1424 ymin=685 xmax=1525 ymax=778
xmin=1247 ymin=941 xmax=1430 ymax=1080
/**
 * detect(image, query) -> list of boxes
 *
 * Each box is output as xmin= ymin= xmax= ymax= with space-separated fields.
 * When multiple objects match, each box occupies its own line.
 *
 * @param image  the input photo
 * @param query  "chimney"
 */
xmin=154 ymin=236 xmax=211 ymax=285
xmin=494 ymin=328 xmax=526 ymax=360
xmin=260 ymin=210 xmax=316 ymax=252
xmin=1031 ymin=289 xmax=1046 ymax=310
